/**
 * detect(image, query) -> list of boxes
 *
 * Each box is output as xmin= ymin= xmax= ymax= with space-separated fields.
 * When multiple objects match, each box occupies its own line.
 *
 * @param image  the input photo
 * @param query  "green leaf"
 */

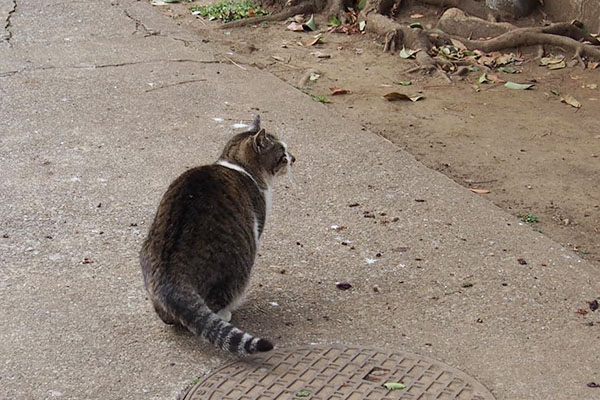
xmin=504 ymin=81 xmax=534 ymax=90
xmin=384 ymin=382 xmax=406 ymax=391
xmin=548 ymin=60 xmax=566 ymax=70
xmin=358 ymin=0 xmax=367 ymax=10
xmin=399 ymin=47 xmax=418 ymax=59
xmin=497 ymin=67 xmax=517 ymax=74
xmin=467 ymin=66 xmax=479 ymax=72
xmin=477 ymin=73 xmax=489 ymax=84
xmin=296 ymin=390 xmax=311 ymax=397
xmin=303 ymin=14 xmax=317 ymax=31
xmin=434 ymin=28 xmax=445 ymax=34
xmin=311 ymin=95 xmax=330 ymax=103
xmin=551 ymin=89 xmax=560 ymax=96
xmin=397 ymin=81 xmax=412 ymax=86
xmin=540 ymin=56 xmax=564 ymax=66
xmin=328 ymin=16 xmax=341 ymax=27
xmin=190 ymin=0 xmax=268 ymax=22
xmin=409 ymin=22 xmax=423 ymax=29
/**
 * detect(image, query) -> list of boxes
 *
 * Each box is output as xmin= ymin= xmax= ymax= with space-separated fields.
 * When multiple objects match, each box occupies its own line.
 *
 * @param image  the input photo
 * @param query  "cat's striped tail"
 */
xmin=159 ymin=287 xmax=273 ymax=355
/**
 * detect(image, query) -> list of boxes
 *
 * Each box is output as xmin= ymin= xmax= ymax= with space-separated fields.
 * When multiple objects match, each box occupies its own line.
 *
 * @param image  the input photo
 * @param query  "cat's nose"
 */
xmin=290 ymin=154 xmax=296 ymax=165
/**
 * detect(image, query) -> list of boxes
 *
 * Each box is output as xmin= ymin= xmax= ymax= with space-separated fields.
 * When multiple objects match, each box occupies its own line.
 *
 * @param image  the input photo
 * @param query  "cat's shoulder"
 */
xmin=167 ymin=163 xmax=251 ymax=194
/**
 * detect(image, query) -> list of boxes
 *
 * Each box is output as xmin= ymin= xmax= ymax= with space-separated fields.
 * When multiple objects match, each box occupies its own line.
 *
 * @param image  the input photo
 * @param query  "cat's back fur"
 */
xmin=140 ymin=115 xmax=293 ymax=355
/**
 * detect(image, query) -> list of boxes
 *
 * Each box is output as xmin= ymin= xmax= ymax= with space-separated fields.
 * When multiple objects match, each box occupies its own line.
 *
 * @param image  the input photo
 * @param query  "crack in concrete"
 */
xmin=0 ymin=69 xmax=19 ymax=77
xmin=2 ymin=0 xmax=17 ymax=45
xmin=0 ymin=59 xmax=221 ymax=77
xmin=123 ymin=8 xmax=160 ymax=37
xmin=84 ymin=59 xmax=221 ymax=69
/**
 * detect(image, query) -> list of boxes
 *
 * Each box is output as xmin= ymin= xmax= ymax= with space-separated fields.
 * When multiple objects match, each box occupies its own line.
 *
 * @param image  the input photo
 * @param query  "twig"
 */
xmin=223 ymin=56 xmax=248 ymax=71
xmin=145 ymin=78 xmax=207 ymax=92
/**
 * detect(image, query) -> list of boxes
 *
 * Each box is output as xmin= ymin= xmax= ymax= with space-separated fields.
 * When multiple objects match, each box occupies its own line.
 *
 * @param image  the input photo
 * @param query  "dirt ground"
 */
xmin=156 ymin=1 xmax=599 ymax=266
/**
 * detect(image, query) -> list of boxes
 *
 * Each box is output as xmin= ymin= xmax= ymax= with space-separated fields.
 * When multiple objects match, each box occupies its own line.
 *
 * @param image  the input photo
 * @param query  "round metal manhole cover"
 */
xmin=183 ymin=345 xmax=495 ymax=400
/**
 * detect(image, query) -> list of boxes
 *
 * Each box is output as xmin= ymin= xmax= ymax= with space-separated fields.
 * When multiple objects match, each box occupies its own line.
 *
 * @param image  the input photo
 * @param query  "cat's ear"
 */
xmin=249 ymin=115 xmax=261 ymax=133
xmin=252 ymin=129 xmax=269 ymax=152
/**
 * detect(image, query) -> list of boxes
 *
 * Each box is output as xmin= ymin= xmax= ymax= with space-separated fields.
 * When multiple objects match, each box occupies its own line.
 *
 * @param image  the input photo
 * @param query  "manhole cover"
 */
xmin=183 ymin=345 xmax=495 ymax=400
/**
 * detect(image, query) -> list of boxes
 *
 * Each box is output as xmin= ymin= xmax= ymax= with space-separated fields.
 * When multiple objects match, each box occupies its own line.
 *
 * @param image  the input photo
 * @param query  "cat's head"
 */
xmin=219 ymin=115 xmax=295 ymax=184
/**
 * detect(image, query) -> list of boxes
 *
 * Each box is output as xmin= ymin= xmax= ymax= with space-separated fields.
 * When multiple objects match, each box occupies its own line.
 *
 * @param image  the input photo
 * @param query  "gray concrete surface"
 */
xmin=1 ymin=1 xmax=599 ymax=399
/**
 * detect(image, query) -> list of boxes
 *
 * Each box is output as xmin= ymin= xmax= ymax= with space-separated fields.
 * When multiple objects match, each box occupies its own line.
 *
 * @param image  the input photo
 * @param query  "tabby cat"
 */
xmin=140 ymin=115 xmax=294 ymax=355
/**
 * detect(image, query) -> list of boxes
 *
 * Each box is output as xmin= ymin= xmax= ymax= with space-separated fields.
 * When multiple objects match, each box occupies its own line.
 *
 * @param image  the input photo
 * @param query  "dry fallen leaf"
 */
xmin=470 ymin=188 xmax=491 ymax=194
xmin=588 ymin=61 xmax=599 ymax=70
xmin=487 ymin=73 xmax=503 ymax=83
xmin=540 ymin=56 xmax=564 ymax=66
xmin=287 ymin=21 xmax=304 ymax=31
xmin=330 ymin=87 xmax=350 ymax=95
xmin=384 ymin=92 xmax=423 ymax=102
xmin=548 ymin=60 xmax=566 ymax=70
xmin=410 ymin=13 xmax=424 ymax=19
xmin=561 ymin=94 xmax=582 ymax=109
xmin=312 ymin=51 xmax=331 ymax=58
xmin=301 ymin=34 xmax=322 ymax=47
xmin=335 ymin=281 xmax=352 ymax=290
xmin=495 ymin=52 xmax=516 ymax=66
xmin=450 ymin=38 xmax=467 ymax=51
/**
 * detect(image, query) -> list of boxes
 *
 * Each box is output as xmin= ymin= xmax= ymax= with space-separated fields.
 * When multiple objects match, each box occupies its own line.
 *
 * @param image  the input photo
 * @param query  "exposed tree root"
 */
xmin=364 ymin=1 xmax=600 ymax=74
xmin=220 ymin=2 xmax=319 ymax=28
xmin=220 ymin=0 xmax=355 ymax=28
xmin=415 ymin=0 xmax=500 ymax=20
xmin=219 ymin=0 xmax=600 ymax=69
xmin=443 ymin=22 xmax=600 ymax=60
xmin=459 ymin=29 xmax=600 ymax=60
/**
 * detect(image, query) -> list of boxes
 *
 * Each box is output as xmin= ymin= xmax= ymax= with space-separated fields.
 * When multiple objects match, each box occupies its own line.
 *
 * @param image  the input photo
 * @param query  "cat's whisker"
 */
xmin=286 ymin=166 xmax=294 ymax=185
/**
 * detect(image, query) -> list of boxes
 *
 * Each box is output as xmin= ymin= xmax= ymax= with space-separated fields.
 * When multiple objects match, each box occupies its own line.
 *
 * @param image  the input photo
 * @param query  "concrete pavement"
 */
xmin=1 ymin=0 xmax=599 ymax=399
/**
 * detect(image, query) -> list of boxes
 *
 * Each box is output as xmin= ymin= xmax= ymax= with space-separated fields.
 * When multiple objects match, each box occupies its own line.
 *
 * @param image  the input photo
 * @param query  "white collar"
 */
xmin=216 ymin=160 xmax=258 ymax=187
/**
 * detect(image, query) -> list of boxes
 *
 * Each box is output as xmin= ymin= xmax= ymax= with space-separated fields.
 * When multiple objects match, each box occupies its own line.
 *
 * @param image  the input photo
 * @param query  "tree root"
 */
xmin=364 ymin=9 xmax=442 ymax=75
xmin=220 ymin=2 xmax=319 ymax=28
xmin=415 ymin=0 xmax=500 ymax=20
xmin=363 ymin=0 xmax=600 ymax=77
xmin=438 ymin=7 xmax=515 ymax=38
xmin=218 ymin=0 xmax=600 ymax=68
xmin=220 ymin=0 xmax=357 ymax=28
xmin=457 ymin=26 xmax=600 ymax=60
